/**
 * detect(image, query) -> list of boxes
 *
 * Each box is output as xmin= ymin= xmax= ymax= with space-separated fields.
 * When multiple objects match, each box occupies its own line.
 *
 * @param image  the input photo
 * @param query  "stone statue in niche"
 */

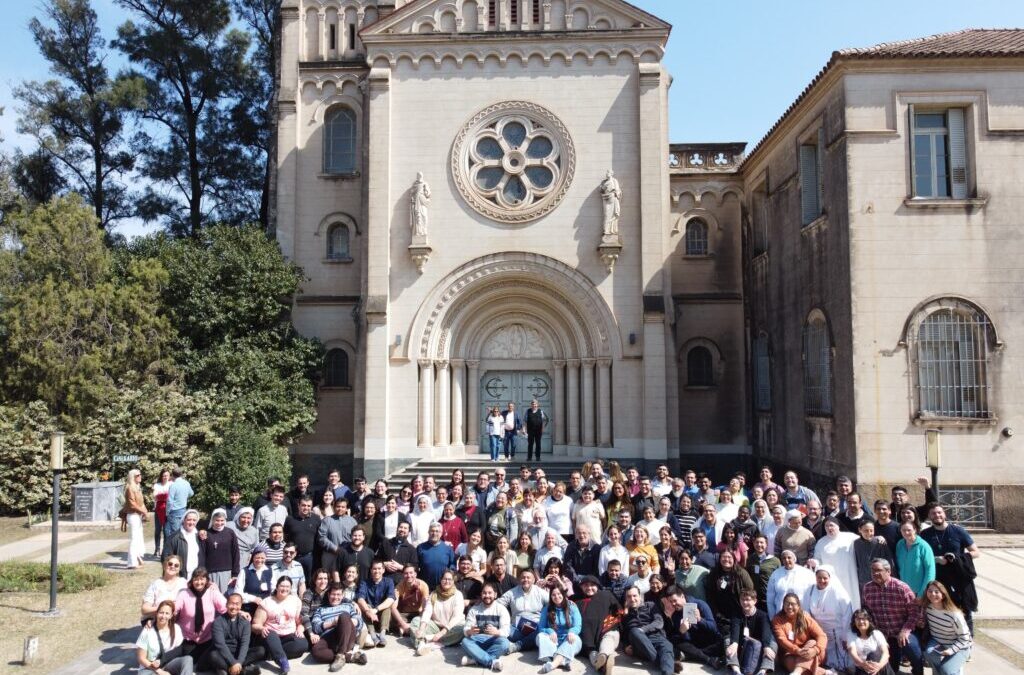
xmin=600 ymin=169 xmax=621 ymax=237
xmin=410 ymin=172 xmax=431 ymax=238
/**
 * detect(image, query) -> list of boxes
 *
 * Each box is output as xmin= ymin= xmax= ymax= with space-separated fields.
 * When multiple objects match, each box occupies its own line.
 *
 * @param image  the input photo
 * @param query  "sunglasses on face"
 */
xmin=166 ymin=562 xmax=180 ymax=568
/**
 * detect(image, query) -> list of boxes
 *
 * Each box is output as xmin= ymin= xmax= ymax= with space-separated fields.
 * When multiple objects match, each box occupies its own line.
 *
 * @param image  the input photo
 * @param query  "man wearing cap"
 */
xmin=577 ymin=575 xmax=620 ymax=675
xmin=773 ymin=509 xmax=816 ymax=565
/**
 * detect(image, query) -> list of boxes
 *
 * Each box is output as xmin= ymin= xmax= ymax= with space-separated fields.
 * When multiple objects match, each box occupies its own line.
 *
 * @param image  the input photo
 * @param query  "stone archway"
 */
xmin=406 ymin=252 xmax=620 ymax=456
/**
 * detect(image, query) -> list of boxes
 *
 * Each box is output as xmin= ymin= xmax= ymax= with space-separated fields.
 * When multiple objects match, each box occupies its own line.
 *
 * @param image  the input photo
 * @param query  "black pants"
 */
xmin=261 ymin=632 xmax=309 ymax=664
xmin=202 ymin=645 xmax=265 ymax=671
xmin=674 ymin=639 xmax=721 ymax=665
xmin=527 ymin=430 xmax=543 ymax=461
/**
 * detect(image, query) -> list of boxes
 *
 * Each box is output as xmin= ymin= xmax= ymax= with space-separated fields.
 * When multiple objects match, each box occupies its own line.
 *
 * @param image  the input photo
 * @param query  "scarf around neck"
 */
xmin=191 ymin=584 xmax=209 ymax=634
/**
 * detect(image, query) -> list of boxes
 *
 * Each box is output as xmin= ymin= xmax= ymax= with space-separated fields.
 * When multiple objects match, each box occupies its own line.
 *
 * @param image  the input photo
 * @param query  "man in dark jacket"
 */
xmin=660 ymin=584 xmax=723 ymax=669
xmin=622 ymin=586 xmax=675 ymax=675
xmin=205 ymin=593 xmax=264 ymax=674
xmin=577 ymin=576 xmax=619 ymax=675
xmin=726 ymin=590 xmax=776 ymax=675
xmin=563 ymin=526 xmax=600 ymax=592
xmin=284 ymin=496 xmax=321 ymax=585
xmin=599 ymin=559 xmax=628 ymax=604
xmin=379 ymin=521 xmax=420 ymax=586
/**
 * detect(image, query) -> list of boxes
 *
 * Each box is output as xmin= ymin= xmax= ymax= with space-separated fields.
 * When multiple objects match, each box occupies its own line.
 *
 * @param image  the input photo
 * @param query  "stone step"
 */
xmin=387 ymin=457 xmax=588 ymax=485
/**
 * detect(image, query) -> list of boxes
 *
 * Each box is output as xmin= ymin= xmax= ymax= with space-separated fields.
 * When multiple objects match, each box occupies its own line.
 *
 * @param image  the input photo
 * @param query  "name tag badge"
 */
xmin=261 ymin=582 xmax=268 ymax=591
xmin=753 ymin=565 xmax=760 ymax=574
xmin=743 ymin=626 xmax=750 ymax=638
xmin=788 ymin=630 xmax=795 ymax=641
xmin=719 ymin=579 xmax=727 ymax=590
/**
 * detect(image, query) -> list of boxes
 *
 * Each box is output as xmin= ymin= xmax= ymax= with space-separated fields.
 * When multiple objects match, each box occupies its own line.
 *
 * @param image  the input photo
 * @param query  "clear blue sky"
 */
xmin=2 ymin=0 xmax=1024 ymax=235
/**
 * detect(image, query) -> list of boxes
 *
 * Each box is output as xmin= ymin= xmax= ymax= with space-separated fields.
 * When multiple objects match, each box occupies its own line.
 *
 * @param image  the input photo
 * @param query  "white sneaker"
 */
xmin=461 ymin=655 xmax=474 ymax=667
xmin=540 ymin=662 xmax=555 ymax=674
xmin=491 ymin=659 xmax=504 ymax=672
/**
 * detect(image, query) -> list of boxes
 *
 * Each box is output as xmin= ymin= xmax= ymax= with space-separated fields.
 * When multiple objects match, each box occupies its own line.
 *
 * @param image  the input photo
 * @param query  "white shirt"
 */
xmin=504 ymin=411 xmax=516 ymax=431
xmin=543 ymin=496 xmax=574 ymax=535
xmin=488 ymin=415 xmax=504 ymax=436
xmin=455 ymin=543 xmax=488 ymax=572
xmin=135 ymin=624 xmax=184 ymax=662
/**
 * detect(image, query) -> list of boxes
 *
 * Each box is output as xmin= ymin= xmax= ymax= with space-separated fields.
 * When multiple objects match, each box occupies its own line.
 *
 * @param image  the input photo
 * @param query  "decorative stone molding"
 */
xmin=451 ymin=101 xmax=575 ymax=224
xmin=366 ymin=42 xmax=665 ymax=69
xmin=598 ymin=237 xmax=623 ymax=272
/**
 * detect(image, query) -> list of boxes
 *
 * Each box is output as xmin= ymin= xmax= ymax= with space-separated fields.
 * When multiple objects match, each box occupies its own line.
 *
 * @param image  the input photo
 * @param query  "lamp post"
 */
xmin=925 ymin=428 xmax=941 ymax=504
xmin=45 ymin=432 xmax=64 ymax=616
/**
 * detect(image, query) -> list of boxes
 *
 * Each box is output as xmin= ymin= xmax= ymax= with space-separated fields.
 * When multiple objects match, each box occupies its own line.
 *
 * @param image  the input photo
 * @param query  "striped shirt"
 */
xmin=925 ymin=607 xmax=972 ymax=654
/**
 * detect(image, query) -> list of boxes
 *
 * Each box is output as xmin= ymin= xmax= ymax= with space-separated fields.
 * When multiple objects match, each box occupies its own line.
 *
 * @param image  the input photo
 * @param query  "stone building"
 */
xmin=275 ymin=0 xmax=1024 ymax=529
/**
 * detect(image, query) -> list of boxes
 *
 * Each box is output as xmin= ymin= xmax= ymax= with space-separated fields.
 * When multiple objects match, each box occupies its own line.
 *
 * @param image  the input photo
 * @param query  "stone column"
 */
xmin=417 ymin=359 xmax=433 ymax=448
xmin=318 ymin=10 xmax=327 ymax=60
xmin=434 ymin=360 xmax=450 ymax=448
xmin=597 ymin=359 xmax=612 ymax=448
xmin=466 ymin=360 xmax=481 ymax=452
xmin=566 ymin=359 xmax=580 ymax=453
xmin=450 ymin=359 xmax=465 ymax=449
xmin=552 ymin=360 xmax=566 ymax=453
xmin=581 ymin=358 xmax=596 ymax=447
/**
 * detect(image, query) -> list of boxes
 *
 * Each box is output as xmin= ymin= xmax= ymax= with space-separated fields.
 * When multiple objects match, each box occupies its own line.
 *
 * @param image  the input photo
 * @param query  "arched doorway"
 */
xmin=406 ymin=253 xmax=621 ymax=456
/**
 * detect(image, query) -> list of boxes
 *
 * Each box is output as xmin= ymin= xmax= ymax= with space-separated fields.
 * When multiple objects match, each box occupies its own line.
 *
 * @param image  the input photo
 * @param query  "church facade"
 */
xmin=276 ymin=0 xmax=1024 ymax=529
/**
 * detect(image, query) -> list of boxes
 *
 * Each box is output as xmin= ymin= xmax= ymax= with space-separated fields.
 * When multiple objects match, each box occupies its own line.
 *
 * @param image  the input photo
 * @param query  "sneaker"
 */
xmin=540 ymin=663 xmax=555 ymax=674
xmin=592 ymin=653 xmax=607 ymax=670
xmin=561 ymin=661 xmax=572 ymax=672
xmin=673 ymin=661 xmax=683 ymax=674
xmin=461 ymin=656 xmax=474 ymax=667
xmin=376 ymin=635 xmax=387 ymax=648
xmin=278 ymin=659 xmax=291 ymax=674
xmin=491 ymin=658 xmax=504 ymax=672
xmin=506 ymin=641 xmax=521 ymax=654
xmin=353 ymin=651 xmax=368 ymax=665
xmin=329 ymin=654 xmax=346 ymax=672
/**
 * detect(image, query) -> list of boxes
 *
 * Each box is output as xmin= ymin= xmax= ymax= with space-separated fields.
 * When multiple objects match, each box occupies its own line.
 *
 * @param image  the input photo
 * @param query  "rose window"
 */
xmin=452 ymin=101 xmax=576 ymax=224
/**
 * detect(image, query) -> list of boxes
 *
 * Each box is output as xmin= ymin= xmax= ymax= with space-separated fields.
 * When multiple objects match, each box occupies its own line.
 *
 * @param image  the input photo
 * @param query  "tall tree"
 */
xmin=12 ymin=149 xmax=66 ymax=206
xmin=14 ymin=0 xmax=142 ymax=230
xmin=0 ymin=110 xmax=21 ymax=226
xmin=231 ymin=0 xmax=280 ymax=231
xmin=114 ymin=0 xmax=263 ymax=237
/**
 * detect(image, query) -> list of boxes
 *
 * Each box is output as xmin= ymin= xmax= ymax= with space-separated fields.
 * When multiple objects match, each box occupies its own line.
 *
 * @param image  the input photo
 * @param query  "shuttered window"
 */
xmin=533 ymin=0 xmax=541 ymax=25
xmin=799 ymin=129 xmax=824 ymax=226
xmin=754 ymin=335 xmax=771 ymax=411
xmin=488 ymin=0 xmax=497 ymax=26
xmin=803 ymin=312 xmax=833 ymax=416
xmin=911 ymin=107 xmax=968 ymax=199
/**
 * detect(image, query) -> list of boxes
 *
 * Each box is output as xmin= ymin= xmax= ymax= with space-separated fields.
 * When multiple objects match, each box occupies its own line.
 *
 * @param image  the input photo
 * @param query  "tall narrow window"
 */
xmin=329 ymin=24 xmax=337 ymax=51
xmin=687 ymin=347 xmax=714 ymax=387
xmin=911 ymin=107 xmax=967 ymax=199
xmin=348 ymin=23 xmax=356 ymax=52
xmin=327 ymin=223 xmax=350 ymax=260
xmin=324 ymin=107 xmax=357 ymax=174
xmin=532 ymin=0 xmax=541 ymax=25
xmin=754 ymin=335 xmax=772 ymax=411
xmin=752 ymin=189 xmax=768 ymax=255
xmin=488 ymin=0 xmax=497 ymax=26
xmin=510 ymin=0 xmax=519 ymax=25
xmin=915 ymin=307 xmax=992 ymax=418
xmin=324 ymin=349 xmax=350 ymax=387
xmin=802 ymin=311 xmax=833 ymax=416
xmin=799 ymin=128 xmax=825 ymax=226
xmin=684 ymin=219 xmax=708 ymax=256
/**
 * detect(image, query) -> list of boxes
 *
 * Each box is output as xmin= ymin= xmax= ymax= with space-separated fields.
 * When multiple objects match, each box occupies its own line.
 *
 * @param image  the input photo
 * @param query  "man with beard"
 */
xmin=622 ymin=586 xmax=675 ymax=675
xmin=920 ymin=504 xmax=980 ymax=634
xmin=318 ymin=498 xmax=357 ymax=581
xmin=284 ymin=496 xmax=321 ymax=584
xmin=379 ymin=520 xmax=419 ymax=586
xmin=497 ymin=568 xmax=549 ymax=653
xmin=743 ymin=534 xmax=779 ymax=612
xmin=562 ymin=526 xmax=600 ymax=592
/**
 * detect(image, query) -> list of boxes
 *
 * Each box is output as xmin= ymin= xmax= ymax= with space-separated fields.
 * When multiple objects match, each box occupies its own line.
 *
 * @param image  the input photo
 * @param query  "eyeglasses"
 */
xmin=637 ymin=559 xmax=648 ymax=565
xmin=166 ymin=563 xmax=180 ymax=568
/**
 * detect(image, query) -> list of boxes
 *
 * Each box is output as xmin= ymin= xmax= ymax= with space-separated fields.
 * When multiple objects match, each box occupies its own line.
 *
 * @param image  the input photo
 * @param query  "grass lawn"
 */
xmin=0 ymin=515 xmax=40 ymax=546
xmin=0 ymin=559 xmax=153 ymax=673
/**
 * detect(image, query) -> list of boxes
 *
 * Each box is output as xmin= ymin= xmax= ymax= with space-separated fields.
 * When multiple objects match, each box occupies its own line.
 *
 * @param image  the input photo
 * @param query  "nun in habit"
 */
xmin=808 ymin=565 xmax=854 ymax=671
xmin=766 ymin=549 xmax=816 ymax=616
xmin=810 ymin=517 xmax=861 ymax=610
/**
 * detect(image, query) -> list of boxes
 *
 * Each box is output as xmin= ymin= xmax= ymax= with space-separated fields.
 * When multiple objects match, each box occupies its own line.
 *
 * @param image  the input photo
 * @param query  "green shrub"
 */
xmin=193 ymin=423 xmax=292 ymax=513
xmin=0 ymin=561 xmax=110 ymax=593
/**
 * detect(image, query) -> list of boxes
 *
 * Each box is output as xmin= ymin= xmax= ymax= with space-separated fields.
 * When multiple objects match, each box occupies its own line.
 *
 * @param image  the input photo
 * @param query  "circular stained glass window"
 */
xmin=451 ymin=101 xmax=576 ymax=224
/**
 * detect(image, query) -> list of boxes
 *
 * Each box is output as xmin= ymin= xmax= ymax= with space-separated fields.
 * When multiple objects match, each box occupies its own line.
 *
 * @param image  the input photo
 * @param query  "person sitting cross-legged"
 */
xmin=206 ymin=592 xmax=264 ymax=675
xmin=356 ymin=560 xmax=396 ymax=648
xmin=311 ymin=582 xmax=368 ymax=672
xmin=460 ymin=582 xmax=512 ymax=672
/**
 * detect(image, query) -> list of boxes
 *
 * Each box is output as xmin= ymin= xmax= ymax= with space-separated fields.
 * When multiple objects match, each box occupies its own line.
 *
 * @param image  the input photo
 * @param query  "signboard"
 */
xmin=74 ymin=491 xmax=94 ymax=521
xmin=112 ymin=454 xmax=139 ymax=463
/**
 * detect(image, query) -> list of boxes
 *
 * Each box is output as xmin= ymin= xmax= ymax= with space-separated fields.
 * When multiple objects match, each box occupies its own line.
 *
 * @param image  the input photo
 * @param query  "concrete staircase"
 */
xmin=387 ymin=457 xmax=587 ymax=487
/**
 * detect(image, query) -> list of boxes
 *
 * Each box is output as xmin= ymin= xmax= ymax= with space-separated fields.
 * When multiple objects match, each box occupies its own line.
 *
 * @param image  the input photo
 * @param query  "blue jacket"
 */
xmin=357 ymin=577 xmax=395 ymax=608
xmin=538 ymin=602 xmax=583 ymax=643
xmin=500 ymin=410 xmax=523 ymax=432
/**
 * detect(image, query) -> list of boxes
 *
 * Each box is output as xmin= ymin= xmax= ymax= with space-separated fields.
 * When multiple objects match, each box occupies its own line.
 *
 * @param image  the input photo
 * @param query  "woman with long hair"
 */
xmin=716 ymin=522 xmax=749 ymax=568
xmin=670 ymin=548 xmax=709 ymax=602
xmin=489 ymin=535 xmax=517 ymax=574
xmin=122 ymin=468 xmax=148 ymax=569
xmin=537 ymin=584 xmax=582 ymax=672
xmin=538 ymin=557 xmax=574 ymax=597
xmin=411 ymin=569 xmax=466 ymax=654
xmin=174 ymin=568 xmax=227 ymax=664
xmin=921 ymin=580 xmax=973 ymax=674
xmin=606 ymin=461 xmax=626 ymax=485
xmin=253 ymin=576 xmax=309 ymax=672
xmin=599 ymin=524 xmax=629 ymax=576
xmin=152 ymin=468 xmax=172 ymax=557
xmin=301 ymin=568 xmax=333 ymax=641
xmin=772 ymin=592 xmax=828 ymax=675
xmin=136 ymin=599 xmax=193 ymax=674
xmin=706 ymin=549 xmax=755 ymax=626
xmin=314 ymin=489 xmax=335 ymax=518
xmin=447 ymin=468 xmax=466 ymax=492
xmin=846 ymin=609 xmax=895 ymax=675
xmin=654 ymin=525 xmax=681 ymax=572
xmin=339 ymin=564 xmax=360 ymax=602
xmin=455 ymin=528 xmax=488 ymax=573
xmin=605 ymin=481 xmax=634 ymax=522
xmin=626 ymin=525 xmax=660 ymax=575
xmin=356 ymin=499 xmax=383 ymax=550
xmin=141 ymin=555 xmax=188 ymax=620
xmin=513 ymin=531 xmax=536 ymax=577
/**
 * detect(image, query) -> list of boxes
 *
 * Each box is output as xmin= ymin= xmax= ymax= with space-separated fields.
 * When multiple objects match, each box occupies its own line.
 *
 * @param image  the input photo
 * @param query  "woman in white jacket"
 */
xmin=766 ymin=549 xmax=816 ymax=615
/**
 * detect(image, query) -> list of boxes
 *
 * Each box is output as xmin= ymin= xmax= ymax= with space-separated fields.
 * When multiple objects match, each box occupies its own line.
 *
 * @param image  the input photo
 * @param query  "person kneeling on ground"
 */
xmin=537 ymin=584 xmax=583 ymax=672
xmin=207 ymin=593 xmax=264 ymax=675
xmin=252 ymin=576 xmax=308 ymax=673
xmin=460 ymin=582 xmax=511 ymax=671
xmin=312 ymin=582 xmax=368 ymax=672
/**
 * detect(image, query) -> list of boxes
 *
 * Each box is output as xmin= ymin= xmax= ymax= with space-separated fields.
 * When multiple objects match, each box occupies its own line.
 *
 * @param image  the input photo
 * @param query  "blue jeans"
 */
xmin=925 ymin=639 xmax=970 ymax=675
xmin=503 ymin=431 xmax=517 ymax=459
xmin=462 ymin=635 xmax=510 ymax=667
xmin=888 ymin=632 xmax=923 ymax=675
xmin=628 ymin=628 xmax=675 ymax=675
xmin=489 ymin=435 xmax=502 ymax=461
xmin=509 ymin=627 xmax=539 ymax=651
xmin=163 ymin=508 xmax=185 ymax=556
xmin=537 ymin=633 xmax=583 ymax=661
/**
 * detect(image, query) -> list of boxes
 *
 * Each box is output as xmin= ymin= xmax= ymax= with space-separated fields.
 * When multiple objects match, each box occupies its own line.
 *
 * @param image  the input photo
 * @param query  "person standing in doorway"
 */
xmin=487 ymin=407 xmax=505 ymax=462
xmin=524 ymin=400 xmax=548 ymax=463
xmin=501 ymin=402 xmax=523 ymax=462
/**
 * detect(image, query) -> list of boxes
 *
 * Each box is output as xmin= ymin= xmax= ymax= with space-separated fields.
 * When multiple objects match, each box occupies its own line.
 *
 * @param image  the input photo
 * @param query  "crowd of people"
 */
xmin=122 ymin=460 xmax=980 ymax=675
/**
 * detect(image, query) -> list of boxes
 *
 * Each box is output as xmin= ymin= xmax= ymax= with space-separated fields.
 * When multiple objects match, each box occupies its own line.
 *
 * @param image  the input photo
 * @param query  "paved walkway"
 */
xmin=21 ymin=537 xmax=1024 ymax=673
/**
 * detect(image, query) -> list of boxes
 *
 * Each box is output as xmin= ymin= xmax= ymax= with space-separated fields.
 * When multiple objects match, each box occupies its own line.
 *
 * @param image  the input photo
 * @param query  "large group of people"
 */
xmin=125 ymin=458 xmax=979 ymax=675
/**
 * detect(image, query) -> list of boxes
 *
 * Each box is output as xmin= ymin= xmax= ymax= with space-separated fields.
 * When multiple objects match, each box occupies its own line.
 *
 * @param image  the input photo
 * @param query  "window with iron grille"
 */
xmin=914 ymin=307 xmax=993 ymax=419
xmin=799 ymin=128 xmax=825 ymax=226
xmin=937 ymin=486 xmax=993 ymax=529
xmin=324 ymin=348 xmax=350 ymax=387
xmin=684 ymin=219 xmax=708 ymax=256
xmin=324 ymin=107 xmax=357 ymax=174
xmin=803 ymin=311 xmax=833 ymax=416
xmin=327 ymin=223 xmax=351 ymax=260
xmin=910 ymin=107 xmax=968 ymax=199
xmin=687 ymin=346 xmax=714 ymax=386
xmin=754 ymin=334 xmax=771 ymax=411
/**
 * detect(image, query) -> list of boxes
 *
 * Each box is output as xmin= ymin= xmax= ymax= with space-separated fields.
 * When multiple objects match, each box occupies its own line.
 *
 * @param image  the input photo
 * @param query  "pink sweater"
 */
xmin=174 ymin=586 xmax=227 ymax=642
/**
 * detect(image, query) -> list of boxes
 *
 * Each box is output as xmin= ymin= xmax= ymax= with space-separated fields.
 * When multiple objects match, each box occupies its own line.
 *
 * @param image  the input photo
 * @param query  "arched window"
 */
xmin=324 ymin=107 xmax=357 ymax=174
xmin=802 ymin=311 xmax=833 ymax=416
xmin=753 ymin=334 xmax=771 ymax=411
xmin=914 ymin=305 xmax=994 ymax=419
xmin=684 ymin=219 xmax=708 ymax=256
xmin=687 ymin=346 xmax=714 ymax=386
xmin=327 ymin=223 xmax=350 ymax=260
xmin=324 ymin=348 xmax=350 ymax=387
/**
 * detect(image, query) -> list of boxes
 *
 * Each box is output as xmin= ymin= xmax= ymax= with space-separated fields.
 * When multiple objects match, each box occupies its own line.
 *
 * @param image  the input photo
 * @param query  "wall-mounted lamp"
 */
xmin=1003 ymin=427 xmax=1014 ymax=438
